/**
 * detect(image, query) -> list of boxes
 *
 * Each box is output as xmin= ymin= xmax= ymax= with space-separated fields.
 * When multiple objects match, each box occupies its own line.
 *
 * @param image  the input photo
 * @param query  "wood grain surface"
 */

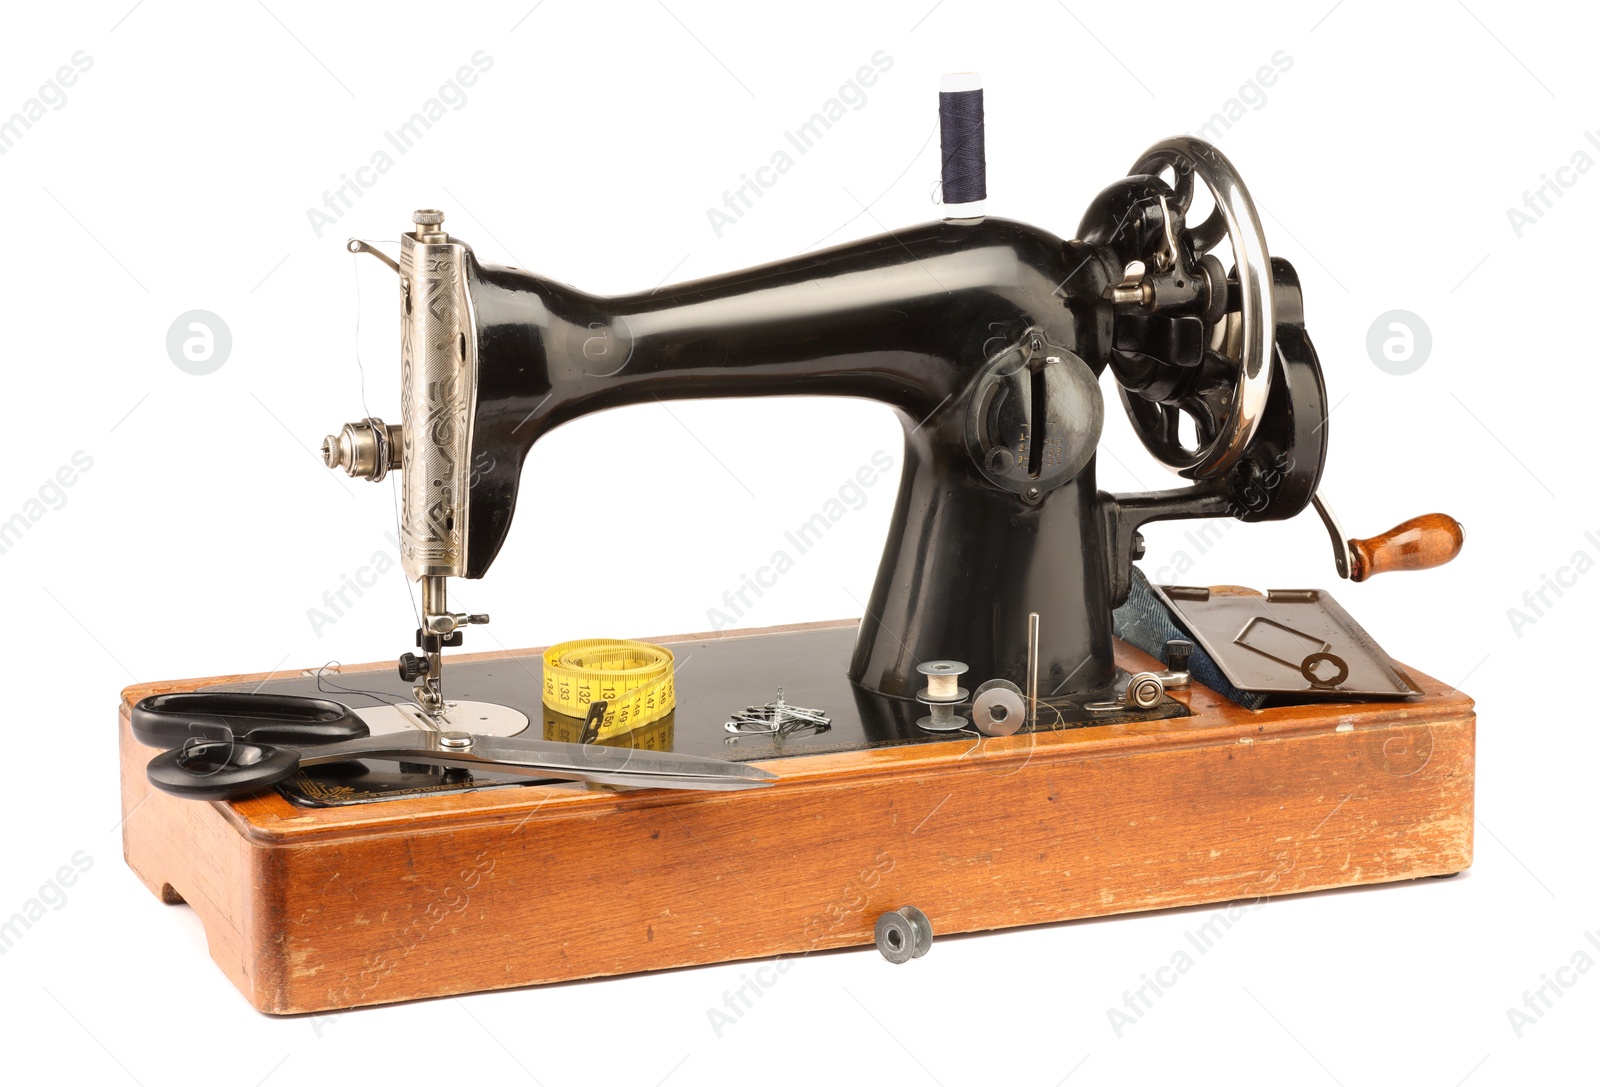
xmin=1349 ymin=513 xmax=1465 ymax=580
xmin=117 ymin=620 xmax=1475 ymax=1014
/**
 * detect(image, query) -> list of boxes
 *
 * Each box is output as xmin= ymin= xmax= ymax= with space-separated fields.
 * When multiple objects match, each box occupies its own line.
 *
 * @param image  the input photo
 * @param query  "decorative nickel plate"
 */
xmin=399 ymin=227 xmax=475 ymax=580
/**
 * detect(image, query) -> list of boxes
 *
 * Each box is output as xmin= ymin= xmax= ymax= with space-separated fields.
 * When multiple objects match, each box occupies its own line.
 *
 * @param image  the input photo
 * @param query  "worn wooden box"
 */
xmin=118 ymin=623 xmax=1473 ymax=1014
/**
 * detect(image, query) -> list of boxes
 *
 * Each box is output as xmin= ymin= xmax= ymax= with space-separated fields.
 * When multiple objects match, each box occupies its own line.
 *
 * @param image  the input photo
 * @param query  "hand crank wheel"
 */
xmin=1119 ymin=137 xmax=1276 ymax=480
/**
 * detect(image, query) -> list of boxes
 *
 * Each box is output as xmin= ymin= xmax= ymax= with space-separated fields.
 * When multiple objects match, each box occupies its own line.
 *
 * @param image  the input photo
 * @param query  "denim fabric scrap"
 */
xmin=1111 ymin=565 xmax=1267 ymax=710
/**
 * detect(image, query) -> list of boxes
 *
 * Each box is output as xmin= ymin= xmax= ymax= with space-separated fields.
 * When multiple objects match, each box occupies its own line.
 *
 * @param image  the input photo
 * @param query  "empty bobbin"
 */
xmin=971 ymin=678 xmax=1026 ymax=737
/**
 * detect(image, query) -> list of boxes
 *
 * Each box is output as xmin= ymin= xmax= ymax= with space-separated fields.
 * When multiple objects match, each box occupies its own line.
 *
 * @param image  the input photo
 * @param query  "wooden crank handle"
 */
xmin=1348 ymin=513 xmax=1464 ymax=582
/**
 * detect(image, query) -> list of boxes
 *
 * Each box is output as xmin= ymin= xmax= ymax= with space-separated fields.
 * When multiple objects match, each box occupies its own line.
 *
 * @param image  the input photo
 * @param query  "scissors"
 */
xmin=131 ymin=692 xmax=777 ymax=800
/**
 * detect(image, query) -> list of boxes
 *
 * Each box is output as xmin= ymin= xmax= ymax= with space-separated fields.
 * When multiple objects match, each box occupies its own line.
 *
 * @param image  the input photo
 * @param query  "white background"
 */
xmin=1 ymin=1 xmax=1594 ymax=1083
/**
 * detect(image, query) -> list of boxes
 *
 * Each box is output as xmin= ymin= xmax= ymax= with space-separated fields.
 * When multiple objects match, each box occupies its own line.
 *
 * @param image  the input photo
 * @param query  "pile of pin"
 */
xmin=724 ymin=689 xmax=831 ymax=737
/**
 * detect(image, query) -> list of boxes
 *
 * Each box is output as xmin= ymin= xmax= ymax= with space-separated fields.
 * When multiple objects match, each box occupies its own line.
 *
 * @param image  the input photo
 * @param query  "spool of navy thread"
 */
xmin=939 ymin=72 xmax=986 ymax=216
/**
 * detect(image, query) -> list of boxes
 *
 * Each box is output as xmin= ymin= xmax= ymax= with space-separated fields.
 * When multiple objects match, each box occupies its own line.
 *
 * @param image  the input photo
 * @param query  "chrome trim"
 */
xmin=1130 ymin=137 xmax=1275 ymax=480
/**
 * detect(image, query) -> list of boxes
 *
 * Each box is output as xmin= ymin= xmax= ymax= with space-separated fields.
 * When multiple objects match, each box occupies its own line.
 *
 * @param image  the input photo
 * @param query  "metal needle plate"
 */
xmin=355 ymin=699 xmax=530 ymax=737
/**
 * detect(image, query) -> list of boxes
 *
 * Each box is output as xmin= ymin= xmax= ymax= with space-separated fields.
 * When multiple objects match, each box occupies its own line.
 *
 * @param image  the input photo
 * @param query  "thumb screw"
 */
xmin=1165 ymin=639 xmax=1193 ymax=673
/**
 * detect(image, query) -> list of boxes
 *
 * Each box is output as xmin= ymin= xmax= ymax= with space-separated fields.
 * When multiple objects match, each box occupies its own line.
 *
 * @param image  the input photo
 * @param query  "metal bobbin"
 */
xmin=916 ymin=660 xmax=969 ymax=732
xmin=971 ymin=678 xmax=1026 ymax=737
xmin=875 ymin=905 xmax=933 ymax=964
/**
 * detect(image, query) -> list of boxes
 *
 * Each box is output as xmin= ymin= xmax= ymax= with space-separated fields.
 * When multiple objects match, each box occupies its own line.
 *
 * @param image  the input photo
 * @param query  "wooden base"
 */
xmin=118 ymin=622 xmax=1474 ymax=1014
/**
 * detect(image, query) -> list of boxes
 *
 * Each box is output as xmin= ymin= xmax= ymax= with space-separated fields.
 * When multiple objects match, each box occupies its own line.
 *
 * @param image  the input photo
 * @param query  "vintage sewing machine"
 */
xmin=118 ymin=80 xmax=1472 ymax=1013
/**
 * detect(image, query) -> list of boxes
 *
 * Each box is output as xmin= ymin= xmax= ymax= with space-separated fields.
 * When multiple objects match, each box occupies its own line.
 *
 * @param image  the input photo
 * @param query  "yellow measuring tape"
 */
xmin=541 ymin=639 xmax=675 ymax=740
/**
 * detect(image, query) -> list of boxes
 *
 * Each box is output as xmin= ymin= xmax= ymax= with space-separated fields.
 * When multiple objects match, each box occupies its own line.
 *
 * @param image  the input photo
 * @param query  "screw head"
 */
xmin=1127 ymin=671 xmax=1165 ymax=710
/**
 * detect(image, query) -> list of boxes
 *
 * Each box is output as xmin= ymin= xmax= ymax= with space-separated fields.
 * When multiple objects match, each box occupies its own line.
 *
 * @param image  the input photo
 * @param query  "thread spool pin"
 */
xmin=1026 ymin=611 xmax=1040 ymax=729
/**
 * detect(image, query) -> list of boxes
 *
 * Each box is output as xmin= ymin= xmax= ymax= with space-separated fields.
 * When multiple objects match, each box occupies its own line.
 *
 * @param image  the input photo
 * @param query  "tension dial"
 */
xmin=965 ymin=333 xmax=1103 ymax=501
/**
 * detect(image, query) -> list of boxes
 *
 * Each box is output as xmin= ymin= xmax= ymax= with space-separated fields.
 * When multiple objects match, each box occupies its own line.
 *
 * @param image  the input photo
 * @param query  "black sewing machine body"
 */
xmin=318 ymin=131 xmax=1450 ymax=733
xmin=454 ymin=211 xmax=1325 ymax=704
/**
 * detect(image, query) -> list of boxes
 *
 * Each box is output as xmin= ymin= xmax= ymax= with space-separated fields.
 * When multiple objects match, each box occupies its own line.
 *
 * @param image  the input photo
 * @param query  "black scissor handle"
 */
xmin=145 ymin=739 xmax=304 ymax=801
xmin=131 ymin=692 xmax=368 ymax=748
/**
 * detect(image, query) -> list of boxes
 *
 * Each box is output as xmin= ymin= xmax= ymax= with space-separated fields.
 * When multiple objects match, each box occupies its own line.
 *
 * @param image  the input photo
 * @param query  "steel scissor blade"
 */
xmin=291 ymin=731 xmax=777 ymax=792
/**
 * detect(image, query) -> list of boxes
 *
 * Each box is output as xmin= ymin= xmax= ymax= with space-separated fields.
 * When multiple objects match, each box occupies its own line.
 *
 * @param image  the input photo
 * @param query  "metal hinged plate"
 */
xmin=1152 ymin=585 xmax=1421 ymax=699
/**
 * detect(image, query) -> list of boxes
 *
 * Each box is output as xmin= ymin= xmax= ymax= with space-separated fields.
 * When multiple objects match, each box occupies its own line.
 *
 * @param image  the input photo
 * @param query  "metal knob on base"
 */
xmin=1126 ymin=671 xmax=1166 ymax=710
xmin=875 ymin=905 xmax=933 ymax=964
xmin=1088 ymin=670 xmax=1170 ymax=714
xmin=916 ymin=660 xmax=969 ymax=732
xmin=1161 ymin=639 xmax=1193 ymax=688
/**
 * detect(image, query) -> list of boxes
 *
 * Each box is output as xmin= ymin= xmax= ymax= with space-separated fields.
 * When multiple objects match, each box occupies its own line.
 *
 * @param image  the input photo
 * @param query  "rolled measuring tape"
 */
xmin=541 ymin=639 xmax=675 ymax=740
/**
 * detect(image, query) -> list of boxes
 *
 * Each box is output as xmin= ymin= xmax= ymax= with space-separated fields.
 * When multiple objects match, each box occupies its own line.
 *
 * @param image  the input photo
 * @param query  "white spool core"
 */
xmin=940 ymin=198 xmax=987 ymax=218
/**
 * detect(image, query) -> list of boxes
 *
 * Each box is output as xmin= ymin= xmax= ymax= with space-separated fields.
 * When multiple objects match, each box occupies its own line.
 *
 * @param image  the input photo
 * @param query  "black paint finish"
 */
xmin=454 ymin=190 xmax=1324 ymax=703
xmin=212 ymin=625 xmax=1187 ymax=806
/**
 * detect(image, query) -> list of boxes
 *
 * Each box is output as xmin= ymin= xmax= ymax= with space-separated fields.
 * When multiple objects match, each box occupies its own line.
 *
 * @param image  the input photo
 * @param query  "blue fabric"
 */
xmin=1112 ymin=565 xmax=1266 ymax=710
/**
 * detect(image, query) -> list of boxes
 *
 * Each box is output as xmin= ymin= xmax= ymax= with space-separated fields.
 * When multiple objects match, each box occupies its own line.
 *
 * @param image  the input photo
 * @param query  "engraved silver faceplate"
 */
xmin=398 ymin=231 xmax=477 ymax=580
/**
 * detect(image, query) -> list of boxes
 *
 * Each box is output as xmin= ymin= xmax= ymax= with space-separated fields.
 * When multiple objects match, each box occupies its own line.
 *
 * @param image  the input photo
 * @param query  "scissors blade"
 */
xmin=477 ymin=735 xmax=775 ymax=782
xmin=290 ymin=731 xmax=776 ymax=791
